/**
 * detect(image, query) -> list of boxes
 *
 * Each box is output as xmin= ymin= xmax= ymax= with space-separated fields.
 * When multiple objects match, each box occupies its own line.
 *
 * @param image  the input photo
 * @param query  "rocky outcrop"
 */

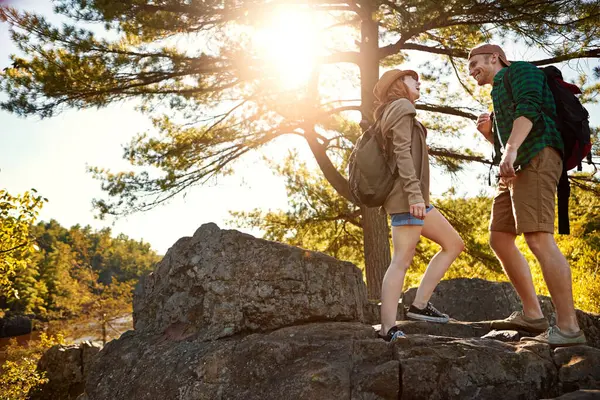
xmin=30 ymin=341 xmax=101 ymax=400
xmin=78 ymin=223 xmax=600 ymax=400
xmin=133 ymin=223 xmax=369 ymax=341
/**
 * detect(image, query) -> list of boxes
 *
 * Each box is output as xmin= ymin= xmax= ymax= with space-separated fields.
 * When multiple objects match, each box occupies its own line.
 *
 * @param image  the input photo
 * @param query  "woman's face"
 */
xmin=403 ymin=75 xmax=420 ymax=102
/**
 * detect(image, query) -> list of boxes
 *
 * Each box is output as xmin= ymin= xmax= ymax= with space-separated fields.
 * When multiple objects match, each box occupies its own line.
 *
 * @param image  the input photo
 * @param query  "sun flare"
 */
xmin=252 ymin=7 xmax=322 ymax=89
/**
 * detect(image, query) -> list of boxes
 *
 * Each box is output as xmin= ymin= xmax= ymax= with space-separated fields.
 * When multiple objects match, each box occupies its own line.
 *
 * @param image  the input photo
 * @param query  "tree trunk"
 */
xmin=361 ymin=206 xmax=390 ymax=299
xmin=359 ymin=4 xmax=390 ymax=300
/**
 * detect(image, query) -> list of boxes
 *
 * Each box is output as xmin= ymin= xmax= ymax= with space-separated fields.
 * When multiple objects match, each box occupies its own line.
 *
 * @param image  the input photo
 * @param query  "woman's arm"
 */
xmin=390 ymin=115 xmax=424 ymax=205
xmin=382 ymin=99 xmax=424 ymax=206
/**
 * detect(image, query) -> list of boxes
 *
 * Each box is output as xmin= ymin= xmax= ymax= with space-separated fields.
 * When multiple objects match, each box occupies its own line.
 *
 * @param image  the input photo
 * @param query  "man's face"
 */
xmin=468 ymin=54 xmax=494 ymax=86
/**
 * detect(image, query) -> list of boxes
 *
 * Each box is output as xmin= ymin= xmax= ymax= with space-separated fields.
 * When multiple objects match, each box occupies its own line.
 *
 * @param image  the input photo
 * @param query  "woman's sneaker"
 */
xmin=379 ymin=326 xmax=407 ymax=342
xmin=406 ymin=302 xmax=450 ymax=323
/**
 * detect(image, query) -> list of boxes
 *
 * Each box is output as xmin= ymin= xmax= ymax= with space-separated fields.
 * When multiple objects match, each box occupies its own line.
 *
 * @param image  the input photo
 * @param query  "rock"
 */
xmin=133 ymin=223 xmax=369 ymax=340
xmin=481 ymin=329 xmax=520 ymax=342
xmin=545 ymin=390 xmax=600 ymax=399
xmin=402 ymin=278 xmax=522 ymax=322
xmin=395 ymin=337 xmax=559 ymax=399
xmin=0 ymin=314 xmax=32 ymax=337
xmin=84 ymin=322 xmax=398 ymax=400
xmin=401 ymin=279 xmax=600 ymax=348
xmin=30 ymin=341 xmax=101 ymax=400
xmin=377 ymin=320 xmax=490 ymax=339
xmin=84 ymin=321 xmax=600 ymax=400
xmin=554 ymin=346 xmax=600 ymax=394
xmin=79 ymin=224 xmax=600 ymax=400
xmin=576 ymin=310 xmax=600 ymax=349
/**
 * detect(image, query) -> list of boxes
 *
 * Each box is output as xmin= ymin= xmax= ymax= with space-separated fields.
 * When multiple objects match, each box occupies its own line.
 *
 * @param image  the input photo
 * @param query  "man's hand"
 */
xmin=477 ymin=113 xmax=493 ymax=143
xmin=410 ymin=203 xmax=427 ymax=220
xmin=499 ymin=145 xmax=518 ymax=180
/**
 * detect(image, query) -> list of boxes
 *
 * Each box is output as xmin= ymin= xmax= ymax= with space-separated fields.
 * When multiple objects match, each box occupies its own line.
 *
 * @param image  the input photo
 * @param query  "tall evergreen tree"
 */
xmin=1 ymin=0 xmax=599 ymax=298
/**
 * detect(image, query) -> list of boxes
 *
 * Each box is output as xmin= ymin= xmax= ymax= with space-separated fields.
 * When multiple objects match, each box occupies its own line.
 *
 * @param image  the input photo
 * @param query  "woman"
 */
xmin=374 ymin=69 xmax=465 ymax=342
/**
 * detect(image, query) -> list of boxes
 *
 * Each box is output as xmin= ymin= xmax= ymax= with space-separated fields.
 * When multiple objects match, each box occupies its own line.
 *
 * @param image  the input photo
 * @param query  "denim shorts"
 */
xmin=390 ymin=205 xmax=434 ymax=226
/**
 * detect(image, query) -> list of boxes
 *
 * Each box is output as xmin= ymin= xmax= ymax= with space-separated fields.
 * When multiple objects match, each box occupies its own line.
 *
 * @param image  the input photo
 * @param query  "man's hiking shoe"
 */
xmin=490 ymin=311 xmax=549 ymax=334
xmin=379 ymin=326 xmax=406 ymax=342
xmin=406 ymin=302 xmax=449 ymax=323
xmin=520 ymin=326 xmax=587 ymax=348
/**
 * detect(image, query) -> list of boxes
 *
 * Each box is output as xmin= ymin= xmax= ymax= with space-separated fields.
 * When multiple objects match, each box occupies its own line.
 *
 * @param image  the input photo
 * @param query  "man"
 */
xmin=468 ymin=44 xmax=586 ymax=347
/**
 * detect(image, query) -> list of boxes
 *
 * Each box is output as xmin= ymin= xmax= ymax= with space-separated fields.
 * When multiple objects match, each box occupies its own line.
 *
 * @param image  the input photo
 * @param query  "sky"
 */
xmin=1 ymin=1 xmax=598 ymax=255
xmin=0 ymin=0 xmax=293 ymax=254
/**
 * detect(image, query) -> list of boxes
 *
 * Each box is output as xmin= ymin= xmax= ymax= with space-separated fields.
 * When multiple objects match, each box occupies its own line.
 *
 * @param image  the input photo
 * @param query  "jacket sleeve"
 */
xmin=382 ymin=99 xmax=424 ymax=205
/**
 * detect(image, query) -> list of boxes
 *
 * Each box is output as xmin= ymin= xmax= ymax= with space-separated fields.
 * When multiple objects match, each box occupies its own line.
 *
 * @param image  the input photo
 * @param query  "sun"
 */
xmin=252 ymin=7 xmax=322 ymax=89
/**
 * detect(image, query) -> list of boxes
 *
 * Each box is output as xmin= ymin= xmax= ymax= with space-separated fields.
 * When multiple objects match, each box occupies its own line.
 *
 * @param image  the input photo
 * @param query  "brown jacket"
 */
xmin=380 ymin=98 xmax=430 ymax=215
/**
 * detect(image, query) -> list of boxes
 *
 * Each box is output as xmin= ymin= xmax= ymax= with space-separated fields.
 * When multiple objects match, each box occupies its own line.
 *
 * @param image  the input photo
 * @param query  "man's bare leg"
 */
xmin=524 ymin=232 xmax=580 ymax=333
xmin=489 ymin=230 xmax=544 ymax=319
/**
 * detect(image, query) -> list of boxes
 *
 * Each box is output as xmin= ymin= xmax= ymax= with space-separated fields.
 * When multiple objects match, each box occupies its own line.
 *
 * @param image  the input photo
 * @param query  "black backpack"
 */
xmin=348 ymin=116 xmax=396 ymax=207
xmin=503 ymin=65 xmax=593 ymax=234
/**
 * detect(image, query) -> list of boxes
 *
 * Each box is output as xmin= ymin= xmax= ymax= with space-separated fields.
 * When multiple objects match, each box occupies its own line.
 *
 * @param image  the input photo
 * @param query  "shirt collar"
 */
xmin=492 ymin=67 xmax=509 ymax=87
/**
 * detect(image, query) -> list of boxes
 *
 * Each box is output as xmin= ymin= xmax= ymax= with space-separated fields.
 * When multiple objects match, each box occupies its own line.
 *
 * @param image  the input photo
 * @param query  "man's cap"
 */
xmin=468 ymin=44 xmax=511 ymax=66
xmin=373 ymin=69 xmax=419 ymax=102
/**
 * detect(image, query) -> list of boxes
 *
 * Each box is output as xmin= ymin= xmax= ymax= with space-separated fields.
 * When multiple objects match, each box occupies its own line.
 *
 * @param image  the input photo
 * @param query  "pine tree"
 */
xmin=2 ymin=0 xmax=599 ymax=298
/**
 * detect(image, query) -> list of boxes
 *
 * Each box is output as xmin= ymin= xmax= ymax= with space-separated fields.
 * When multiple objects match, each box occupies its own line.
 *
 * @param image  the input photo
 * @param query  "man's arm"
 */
xmin=500 ymin=62 xmax=544 ymax=178
xmin=500 ymin=116 xmax=534 ymax=178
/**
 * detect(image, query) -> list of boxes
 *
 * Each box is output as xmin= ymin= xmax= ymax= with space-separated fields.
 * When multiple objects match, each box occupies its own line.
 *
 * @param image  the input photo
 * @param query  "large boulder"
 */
xmin=0 ymin=313 xmax=33 ymax=337
xmin=80 ymin=224 xmax=600 ymax=400
xmin=402 ymin=278 xmax=522 ymax=322
xmin=85 ymin=322 xmax=399 ymax=400
xmin=83 ymin=321 xmax=600 ymax=400
xmin=133 ymin=223 xmax=369 ymax=341
xmin=30 ymin=341 xmax=101 ymax=400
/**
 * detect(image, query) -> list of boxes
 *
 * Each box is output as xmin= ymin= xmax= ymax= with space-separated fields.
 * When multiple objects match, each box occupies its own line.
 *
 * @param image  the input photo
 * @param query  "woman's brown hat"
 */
xmin=373 ymin=69 xmax=419 ymax=102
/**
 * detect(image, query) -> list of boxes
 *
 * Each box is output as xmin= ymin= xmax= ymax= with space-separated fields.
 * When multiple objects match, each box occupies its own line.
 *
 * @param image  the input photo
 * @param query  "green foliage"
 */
xmin=0 ymin=189 xmax=46 ymax=298
xmin=0 ymin=333 xmax=64 ymax=400
xmin=2 ymin=220 xmax=160 ymax=319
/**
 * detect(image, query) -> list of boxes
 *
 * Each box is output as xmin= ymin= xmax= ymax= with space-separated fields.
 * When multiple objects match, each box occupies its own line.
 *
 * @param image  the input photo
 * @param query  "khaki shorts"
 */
xmin=490 ymin=147 xmax=562 ymax=234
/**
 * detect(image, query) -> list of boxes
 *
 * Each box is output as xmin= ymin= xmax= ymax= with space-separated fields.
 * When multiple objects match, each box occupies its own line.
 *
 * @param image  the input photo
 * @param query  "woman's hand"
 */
xmin=410 ymin=202 xmax=426 ymax=220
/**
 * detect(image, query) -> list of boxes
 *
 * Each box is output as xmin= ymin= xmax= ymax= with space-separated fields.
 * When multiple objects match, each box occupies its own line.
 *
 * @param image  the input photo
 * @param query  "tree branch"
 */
xmin=416 ymin=104 xmax=477 ymax=120
xmin=0 ymin=241 xmax=28 ymax=254
xmin=428 ymin=147 xmax=492 ymax=165
xmin=303 ymin=126 xmax=353 ymax=201
xmin=382 ymin=42 xmax=600 ymax=67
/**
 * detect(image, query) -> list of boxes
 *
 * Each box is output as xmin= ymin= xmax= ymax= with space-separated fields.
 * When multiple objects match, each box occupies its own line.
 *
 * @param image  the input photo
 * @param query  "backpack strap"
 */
xmin=376 ymin=103 xmax=400 ymax=175
xmin=557 ymin=168 xmax=571 ymax=235
xmin=487 ymin=112 xmax=503 ymax=186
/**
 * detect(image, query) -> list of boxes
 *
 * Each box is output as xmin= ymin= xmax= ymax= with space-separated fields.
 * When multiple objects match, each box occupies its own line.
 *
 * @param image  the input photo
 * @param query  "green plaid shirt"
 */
xmin=492 ymin=61 xmax=563 ymax=168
